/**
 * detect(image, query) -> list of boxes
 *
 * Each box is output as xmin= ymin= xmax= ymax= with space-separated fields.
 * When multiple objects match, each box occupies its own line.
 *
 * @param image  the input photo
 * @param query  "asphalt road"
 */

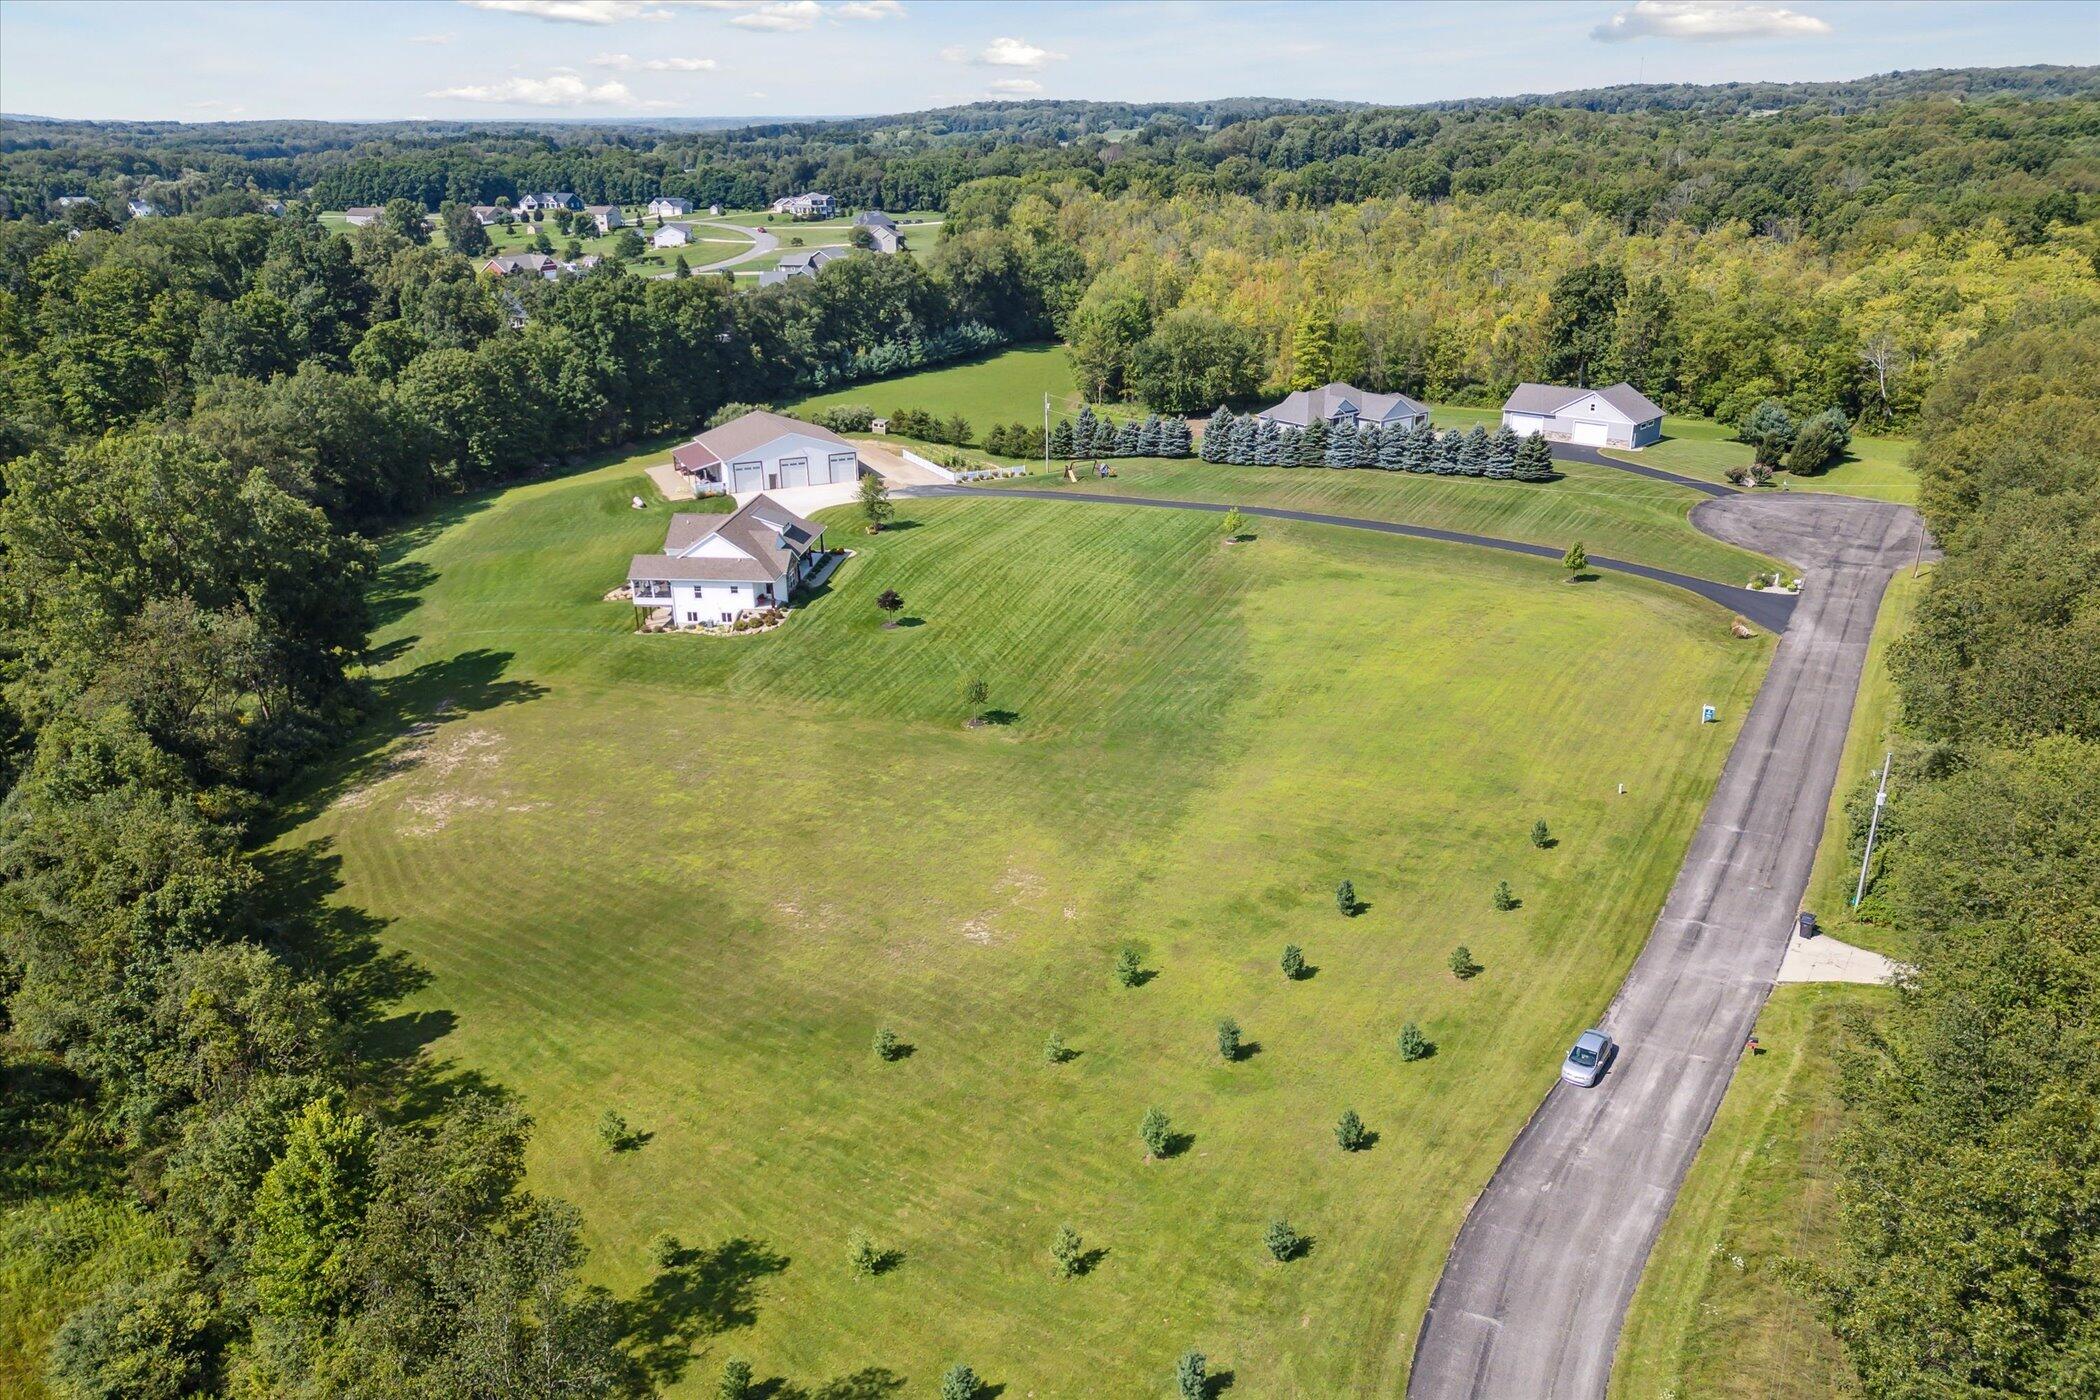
xmin=923 ymin=485 xmax=1800 ymax=632
xmin=1407 ymin=491 xmax=1932 ymax=1399
xmin=649 ymin=219 xmax=778 ymax=278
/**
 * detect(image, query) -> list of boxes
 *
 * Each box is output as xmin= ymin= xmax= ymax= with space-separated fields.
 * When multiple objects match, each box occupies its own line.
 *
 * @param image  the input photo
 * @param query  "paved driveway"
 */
xmin=648 ymin=220 xmax=777 ymax=277
xmin=1407 ymin=492 xmax=1931 ymax=1399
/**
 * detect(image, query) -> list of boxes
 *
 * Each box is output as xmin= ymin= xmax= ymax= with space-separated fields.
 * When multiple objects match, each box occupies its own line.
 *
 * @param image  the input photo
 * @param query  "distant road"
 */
xmin=649 ymin=220 xmax=777 ymax=278
xmin=1407 ymin=491 xmax=1932 ymax=1399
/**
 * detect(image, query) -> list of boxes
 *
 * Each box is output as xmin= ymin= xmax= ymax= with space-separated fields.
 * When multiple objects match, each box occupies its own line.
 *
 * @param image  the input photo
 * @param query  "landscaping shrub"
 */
xmin=1531 ymin=819 xmax=1552 ymax=848
xmin=1114 ymin=947 xmax=1143 ymax=987
xmin=1140 ymin=1107 xmax=1173 ymax=1158
xmin=1450 ymin=945 xmax=1481 ymax=979
xmin=1280 ymin=943 xmax=1305 ymax=980
xmin=1397 ymin=1022 xmax=1433 ymax=1061
xmin=1265 ymin=1218 xmax=1303 ymax=1262
xmin=1052 ymin=1225 xmax=1084 ymax=1278
xmin=1216 ymin=1017 xmax=1242 ymax=1062
xmin=1335 ymin=1108 xmax=1369 ymax=1151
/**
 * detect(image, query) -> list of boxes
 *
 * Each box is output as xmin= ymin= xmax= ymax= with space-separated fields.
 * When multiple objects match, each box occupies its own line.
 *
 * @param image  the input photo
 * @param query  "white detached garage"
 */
xmin=670 ymin=410 xmax=862 ymax=496
xmin=1500 ymin=382 xmax=1665 ymax=449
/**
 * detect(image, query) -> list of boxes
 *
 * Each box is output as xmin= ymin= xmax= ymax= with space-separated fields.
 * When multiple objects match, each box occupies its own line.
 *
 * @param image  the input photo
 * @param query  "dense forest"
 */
xmin=1809 ymin=302 xmax=2100 ymax=1395
xmin=1 ymin=69 xmax=2097 ymax=1397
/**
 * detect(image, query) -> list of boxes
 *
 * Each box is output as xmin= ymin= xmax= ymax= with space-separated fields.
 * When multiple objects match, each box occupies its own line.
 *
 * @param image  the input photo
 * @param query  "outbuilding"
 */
xmin=1500 ymin=382 xmax=1664 ymax=449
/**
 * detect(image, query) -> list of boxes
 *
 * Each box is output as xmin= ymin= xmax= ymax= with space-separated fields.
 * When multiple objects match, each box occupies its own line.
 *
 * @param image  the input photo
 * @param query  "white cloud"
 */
xmin=430 ymin=73 xmax=640 ymax=105
xmin=408 ymin=32 xmax=457 ymax=44
xmin=461 ymin=0 xmax=674 ymax=23
xmin=1592 ymin=1 xmax=1833 ymax=43
xmin=833 ymin=0 xmax=904 ymax=18
xmin=722 ymin=1 xmax=818 ymax=30
xmin=591 ymin=51 xmax=718 ymax=70
xmin=988 ymin=78 xmax=1042 ymax=95
xmin=940 ymin=35 xmax=1064 ymax=69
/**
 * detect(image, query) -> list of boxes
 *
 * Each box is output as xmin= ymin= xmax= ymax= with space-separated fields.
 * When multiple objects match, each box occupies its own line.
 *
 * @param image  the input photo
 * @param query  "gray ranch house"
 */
xmin=670 ymin=410 xmax=861 ymax=495
xmin=1500 ymin=382 xmax=1664 ymax=448
xmin=1256 ymin=381 xmax=1430 ymax=433
xmin=758 ymin=247 xmax=848 ymax=285
xmin=628 ymin=493 xmax=830 ymax=629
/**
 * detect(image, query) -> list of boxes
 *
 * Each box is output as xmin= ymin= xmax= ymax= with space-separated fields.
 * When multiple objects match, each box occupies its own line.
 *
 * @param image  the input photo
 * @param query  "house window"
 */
xmin=729 ymin=585 xmax=739 ymax=594
xmin=720 ymin=612 xmax=733 ymax=623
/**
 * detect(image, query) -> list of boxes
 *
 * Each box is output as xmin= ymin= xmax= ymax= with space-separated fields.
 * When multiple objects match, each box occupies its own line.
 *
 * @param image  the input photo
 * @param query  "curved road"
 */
xmin=918 ymin=485 xmax=1800 ymax=632
xmin=650 ymin=219 xmax=778 ymax=277
xmin=1408 ymin=491 xmax=1931 ymax=1399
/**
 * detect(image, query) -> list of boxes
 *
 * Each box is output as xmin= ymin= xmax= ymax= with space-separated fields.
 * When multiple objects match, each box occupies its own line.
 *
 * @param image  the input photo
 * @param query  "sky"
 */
xmin=2 ymin=0 xmax=2095 ymax=123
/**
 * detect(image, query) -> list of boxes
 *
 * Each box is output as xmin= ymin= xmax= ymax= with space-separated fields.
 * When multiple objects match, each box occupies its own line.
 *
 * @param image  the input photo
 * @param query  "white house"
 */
xmin=585 ymin=204 xmax=624 ymax=234
xmin=483 ymin=252 xmax=560 ymax=279
xmin=343 ymin=206 xmax=382 ymax=227
xmin=628 ymin=493 xmax=833 ymax=628
xmin=769 ymin=192 xmax=836 ymax=219
xmin=126 ymin=199 xmax=162 ymax=219
xmin=1500 ymin=382 xmax=1664 ymax=449
xmin=518 ymin=192 xmax=582 ymax=212
xmin=757 ymin=247 xmax=847 ymax=286
xmin=866 ymin=225 xmax=903 ymax=255
xmin=1256 ymin=381 xmax=1429 ymax=433
xmin=653 ymin=222 xmax=700 ymax=248
xmin=646 ymin=196 xmax=692 ymax=218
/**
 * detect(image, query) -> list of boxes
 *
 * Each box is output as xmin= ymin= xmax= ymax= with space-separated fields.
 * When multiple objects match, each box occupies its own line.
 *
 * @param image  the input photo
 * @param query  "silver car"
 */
xmin=1561 ymin=1029 xmax=1614 ymax=1087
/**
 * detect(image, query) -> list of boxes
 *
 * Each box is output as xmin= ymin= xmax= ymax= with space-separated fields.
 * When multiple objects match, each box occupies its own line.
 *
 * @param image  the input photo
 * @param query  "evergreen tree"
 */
xmin=1091 ymin=415 xmax=1119 ymax=457
xmin=874 ymin=1026 xmax=903 ymax=1060
xmin=1115 ymin=947 xmax=1143 ymax=987
xmin=1265 ymin=1218 xmax=1304 ymax=1262
xmin=1113 ymin=419 xmax=1140 ymax=457
xmin=1354 ymin=424 xmax=1382 ymax=468
xmin=1562 ymin=541 xmax=1587 ymax=578
xmin=1163 ymin=418 xmax=1192 ymax=457
xmin=718 ymin=1359 xmax=754 ymax=1400
xmin=1436 ymin=429 xmax=1465 ymax=474
xmin=1335 ymin=1108 xmax=1370 ymax=1152
xmin=1049 ymin=418 xmax=1075 ymax=458
xmin=1459 ymin=424 xmax=1491 ymax=477
xmin=1296 ymin=421 xmax=1329 ymax=468
xmin=1531 ymin=819 xmax=1552 ymax=848
xmin=1216 ymin=1017 xmax=1242 ymax=1062
xmin=1450 ymin=944 xmax=1481 ymax=979
xmin=1201 ymin=408 xmax=1233 ymax=463
xmin=1324 ymin=419 xmax=1357 ymax=468
xmin=1486 ymin=427 xmax=1519 ymax=479
xmin=1177 ymin=1349 xmax=1209 ymax=1400
xmin=1398 ymin=1022 xmax=1433 ymax=1061
xmin=1404 ymin=424 xmax=1435 ymax=472
xmin=1137 ymin=415 xmax=1163 ymax=457
xmin=673 ymin=254 xmax=691 ymax=279
xmin=1074 ymin=405 xmax=1097 ymax=453
xmin=1255 ymin=422 xmax=1283 ymax=467
xmin=1379 ymin=422 xmax=1409 ymax=469
xmin=1493 ymin=879 xmax=1518 ymax=911
xmin=1044 ymin=1032 xmax=1070 ymax=1065
xmin=1141 ymin=1107 xmax=1173 ymax=1158
xmin=1228 ymin=416 xmax=1255 ymax=465
xmin=1281 ymin=944 xmax=1305 ymax=980
xmin=941 ymin=1364 xmax=982 ymax=1400
xmin=1052 ymin=1225 xmax=1085 ymax=1278
xmin=1513 ymin=433 xmax=1555 ymax=481
xmin=1335 ymin=879 xmax=1357 ymax=916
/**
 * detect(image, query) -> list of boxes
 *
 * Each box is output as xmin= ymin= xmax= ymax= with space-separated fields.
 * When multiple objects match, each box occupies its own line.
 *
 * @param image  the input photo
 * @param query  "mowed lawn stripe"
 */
xmin=291 ymin=455 xmax=1770 ymax=1395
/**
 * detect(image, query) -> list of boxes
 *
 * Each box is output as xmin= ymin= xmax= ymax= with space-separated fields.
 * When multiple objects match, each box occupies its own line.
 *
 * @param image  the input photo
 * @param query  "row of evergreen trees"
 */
xmin=1199 ymin=409 xmax=1556 ymax=480
xmin=1046 ymin=405 xmax=1194 ymax=459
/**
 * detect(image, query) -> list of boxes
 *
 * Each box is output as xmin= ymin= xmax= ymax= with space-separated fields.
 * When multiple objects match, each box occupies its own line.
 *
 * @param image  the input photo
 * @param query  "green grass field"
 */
xmin=1604 ymin=415 xmax=1918 ymax=505
xmin=785 ymin=345 xmax=1081 ymax=429
xmin=1610 ymin=983 xmax=1879 ymax=1400
xmin=980 ymin=458 xmax=1779 ymax=583
xmin=280 ymin=439 xmax=1770 ymax=1396
xmin=1797 ymin=566 xmax=1928 ymax=962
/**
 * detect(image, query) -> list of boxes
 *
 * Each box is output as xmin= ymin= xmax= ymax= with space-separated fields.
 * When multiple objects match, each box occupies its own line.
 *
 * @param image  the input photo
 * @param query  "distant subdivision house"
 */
xmin=482 ymin=252 xmax=559 ymax=279
xmin=628 ymin=493 xmax=833 ymax=628
xmin=757 ymin=247 xmax=847 ymax=285
xmin=519 ymin=192 xmax=582 ymax=212
xmin=668 ymin=410 xmax=861 ymax=494
xmin=1256 ymin=381 xmax=1430 ymax=433
xmin=866 ymin=225 xmax=903 ymax=254
xmin=854 ymin=210 xmax=897 ymax=230
xmin=653 ymin=222 xmax=701 ymax=248
xmin=769 ymin=192 xmax=836 ymax=219
xmin=343 ymin=206 xmax=382 ymax=227
xmin=586 ymin=204 xmax=624 ymax=234
xmin=1500 ymin=383 xmax=1664 ymax=448
xmin=646 ymin=196 xmax=692 ymax=218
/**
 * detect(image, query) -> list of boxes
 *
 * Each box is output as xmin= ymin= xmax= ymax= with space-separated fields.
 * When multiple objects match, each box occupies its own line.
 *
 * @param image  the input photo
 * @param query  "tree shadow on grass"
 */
xmin=624 ymin=1236 xmax=791 ymax=1387
xmin=1153 ymin=1131 xmax=1196 ymax=1160
xmin=752 ymin=1368 xmax=906 ymax=1400
xmin=1230 ymin=1040 xmax=1263 ymax=1063
xmin=263 ymin=648 xmax=549 ymax=835
xmin=1204 ymin=1368 xmax=1236 ymax=1396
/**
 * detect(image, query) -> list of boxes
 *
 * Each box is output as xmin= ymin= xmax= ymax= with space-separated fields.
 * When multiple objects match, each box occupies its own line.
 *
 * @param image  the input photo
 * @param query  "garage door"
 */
xmin=780 ymin=457 xmax=811 ymax=488
xmin=827 ymin=452 xmax=857 ymax=484
xmin=1570 ymin=420 xmax=1610 ymax=447
xmin=731 ymin=461 xmax=764 ymax=492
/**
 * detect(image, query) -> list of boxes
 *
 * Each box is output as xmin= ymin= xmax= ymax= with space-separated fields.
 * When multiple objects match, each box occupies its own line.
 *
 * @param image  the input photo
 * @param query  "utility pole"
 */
xmin=1852 ymin=750 xmax=1892 ymax=908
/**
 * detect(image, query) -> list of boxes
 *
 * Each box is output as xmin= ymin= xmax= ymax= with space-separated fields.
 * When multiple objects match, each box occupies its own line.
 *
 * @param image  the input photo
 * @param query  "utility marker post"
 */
xmin=1852 ymin=750 xmax=1892 ymax=908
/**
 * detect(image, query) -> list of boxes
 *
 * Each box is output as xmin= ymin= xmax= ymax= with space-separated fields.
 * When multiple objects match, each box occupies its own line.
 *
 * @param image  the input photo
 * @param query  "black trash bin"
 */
xmin=1798 ymin=911 xmax=1819 ymax=939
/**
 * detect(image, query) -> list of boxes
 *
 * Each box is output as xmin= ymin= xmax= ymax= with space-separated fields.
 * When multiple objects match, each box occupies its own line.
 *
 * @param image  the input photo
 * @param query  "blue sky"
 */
xmin=3 ymin=1 xmax=2095 ymax=122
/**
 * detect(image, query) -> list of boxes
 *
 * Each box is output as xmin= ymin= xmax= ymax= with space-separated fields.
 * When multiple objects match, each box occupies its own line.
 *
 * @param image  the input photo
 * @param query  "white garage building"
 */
xmin=670 ymin=411 xmax=861 ymax=495
xmin=1500 ymin=382 xmax=1664 ymax=449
